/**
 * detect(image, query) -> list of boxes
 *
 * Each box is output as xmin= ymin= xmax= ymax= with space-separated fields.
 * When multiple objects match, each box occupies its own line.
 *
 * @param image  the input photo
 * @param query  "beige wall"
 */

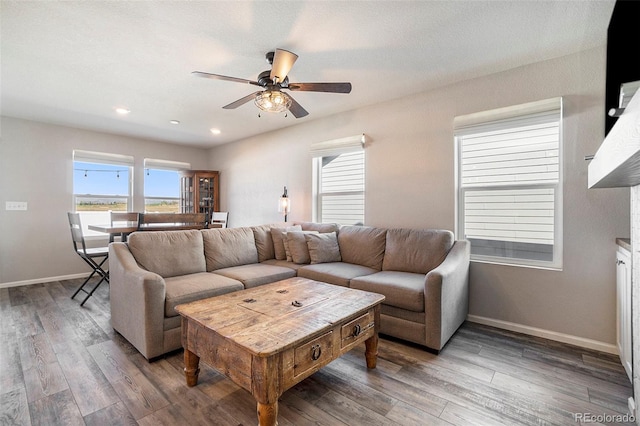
xmin=0 ymin=46 xmax=629 ymax=346
xmin=209 ymin=47 xmax=629 ymax=346
xmin=0 ymin=117 xmax=211 ymax=284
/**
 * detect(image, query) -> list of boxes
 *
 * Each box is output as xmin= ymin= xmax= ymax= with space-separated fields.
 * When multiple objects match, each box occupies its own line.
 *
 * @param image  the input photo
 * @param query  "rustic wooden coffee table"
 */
xmin=175 ymin=277 xmax=385 ymax=426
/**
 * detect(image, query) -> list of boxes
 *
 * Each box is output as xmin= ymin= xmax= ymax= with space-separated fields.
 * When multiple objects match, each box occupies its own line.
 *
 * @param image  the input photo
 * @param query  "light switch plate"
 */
xmin=6 ymin=201 xmax=28 ymax=211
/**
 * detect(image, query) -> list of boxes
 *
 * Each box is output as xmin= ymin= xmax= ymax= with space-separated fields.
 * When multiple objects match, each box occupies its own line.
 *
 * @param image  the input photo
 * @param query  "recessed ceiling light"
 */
xmin=210 ymin=128 xmax=221 ymax=135
xmin=170 ymin=120 xmax=180 ymax=125
xmin=115 ymin=107 xmax=130 ymax=115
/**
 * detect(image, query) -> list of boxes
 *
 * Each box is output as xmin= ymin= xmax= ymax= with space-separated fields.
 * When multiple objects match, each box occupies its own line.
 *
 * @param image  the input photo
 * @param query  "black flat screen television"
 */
xmin=605 ymin=0 xmax=640 ymax=136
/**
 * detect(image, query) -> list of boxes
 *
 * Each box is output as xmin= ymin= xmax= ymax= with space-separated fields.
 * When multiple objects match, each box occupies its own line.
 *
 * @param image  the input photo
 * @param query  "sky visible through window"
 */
xmin=73 ymin=162 xmax=178 ymax=197
xmin=144 ymin=169 xmax=179 ymax=198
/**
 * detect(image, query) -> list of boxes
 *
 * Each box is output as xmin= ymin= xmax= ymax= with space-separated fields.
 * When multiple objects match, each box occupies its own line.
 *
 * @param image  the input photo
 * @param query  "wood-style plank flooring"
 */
xmin=0 ymin=278 xmax=634 ymax=425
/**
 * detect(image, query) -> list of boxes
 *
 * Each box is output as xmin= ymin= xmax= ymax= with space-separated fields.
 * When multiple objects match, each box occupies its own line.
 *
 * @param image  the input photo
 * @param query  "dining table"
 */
xmin=88 ymin=221 xmax=221 ymax=242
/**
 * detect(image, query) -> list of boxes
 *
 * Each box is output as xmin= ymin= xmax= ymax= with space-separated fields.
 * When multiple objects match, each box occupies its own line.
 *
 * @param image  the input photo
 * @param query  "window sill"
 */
xmin=471 ymin=258 xmax=563 ymax=272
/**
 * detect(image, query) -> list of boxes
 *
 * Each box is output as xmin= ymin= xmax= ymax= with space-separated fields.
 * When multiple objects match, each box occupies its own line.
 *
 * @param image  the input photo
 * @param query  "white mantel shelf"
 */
xmin=588 ymin=91 xmax=640 ymax=188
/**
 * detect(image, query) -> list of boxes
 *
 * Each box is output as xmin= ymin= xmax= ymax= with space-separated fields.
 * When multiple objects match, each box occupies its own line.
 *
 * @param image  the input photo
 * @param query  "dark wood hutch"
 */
xmin=179 ymin=170 xmax=220 ymax=221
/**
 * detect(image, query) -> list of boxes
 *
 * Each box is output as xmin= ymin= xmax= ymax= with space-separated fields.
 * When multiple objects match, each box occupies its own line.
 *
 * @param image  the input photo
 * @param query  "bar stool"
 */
xmin=67 ymin=212 xmax=109 ymax=306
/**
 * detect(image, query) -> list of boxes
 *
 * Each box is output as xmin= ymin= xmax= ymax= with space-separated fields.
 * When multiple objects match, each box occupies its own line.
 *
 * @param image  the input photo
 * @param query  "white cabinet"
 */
xmin=617 ymin=245 xmax=632 ymax=382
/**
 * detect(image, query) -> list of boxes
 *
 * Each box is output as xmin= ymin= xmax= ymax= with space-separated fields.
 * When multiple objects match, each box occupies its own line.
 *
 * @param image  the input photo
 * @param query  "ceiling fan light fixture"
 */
xmin=254 ymin=90 xmax=291 ymax=113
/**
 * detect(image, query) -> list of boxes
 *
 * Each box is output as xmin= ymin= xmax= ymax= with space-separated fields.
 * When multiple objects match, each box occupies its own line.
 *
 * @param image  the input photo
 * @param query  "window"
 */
xmin=312 ymin=134 xmax=366 ymax=225
xmin=73 ymin=150 xmax=133 ymax=236
xmin=144 ymin=158 xmax=190 ymax=213
xmin=455 ymin=98 xmax=563 ymax=269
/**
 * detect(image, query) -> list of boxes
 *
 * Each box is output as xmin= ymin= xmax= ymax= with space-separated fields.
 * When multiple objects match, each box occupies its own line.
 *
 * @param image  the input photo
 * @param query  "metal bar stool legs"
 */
xmin=67 ymin=212 xmax=110 ymax=306
xmin=71 ymin=255 xmax=109 ymax=306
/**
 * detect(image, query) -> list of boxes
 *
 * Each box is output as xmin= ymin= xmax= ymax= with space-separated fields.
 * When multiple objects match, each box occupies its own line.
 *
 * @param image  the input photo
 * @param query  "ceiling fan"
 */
xmin=192 ymin=49 xmax=352 ymax=118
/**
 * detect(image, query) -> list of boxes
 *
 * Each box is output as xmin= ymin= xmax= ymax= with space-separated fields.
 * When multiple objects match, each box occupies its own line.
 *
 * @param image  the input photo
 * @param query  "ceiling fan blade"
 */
xmin=192 ymin=71 xmax=260 ymax=86
xmin=287 ymin=94 xmax=309 ymax=118
xmin=223 ymin=91 xmax=262 ymax=109
xmin=270 ymin=49 xmax=298 ymax=83
xmin=286 ymin=82 xmax=352 ymax=93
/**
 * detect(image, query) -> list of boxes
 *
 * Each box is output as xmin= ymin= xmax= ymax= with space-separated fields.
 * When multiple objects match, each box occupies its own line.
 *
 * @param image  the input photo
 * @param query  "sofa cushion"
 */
xmin=261 ymin=259 xmax=304 ymax=271
xmin=351 ymin=271 xmax=426 ymax=312
xmin=382 ymin=229 xmax=454 ymax=274
xmin=213 ymin=264 xmax=297 ymax=288
xmin=296 ymin=222 xmax=340 ymax=233
xmin=128 ymin=230 xmax=205 ymax=278
xmin=337 ymin=226 xmax=386 ymax=270
xmin=271 ymin=225 xmax=302 ymax=260
xmin=381 ymin=304 xmax=425 ymax=324
xmin=252 ymin=223 xmax=288 ymax=262
xmin=298 ymin=262 xmax=377 ymax=287
xmin=165 ymin=272 xmax=243 ymax=317
xmin=305 ymin=232 xmax=342 ymax=264
xmin=203 ymin=227 xmax=259 ymax=271
xmin=285 ymin=231 xmax=318 ymax=264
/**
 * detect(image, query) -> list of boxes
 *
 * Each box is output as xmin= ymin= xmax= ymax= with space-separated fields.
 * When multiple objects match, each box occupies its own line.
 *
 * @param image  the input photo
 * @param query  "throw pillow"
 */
xmin=286 ymin=231 xmax=319 ymax=264
xmin=271 ymin=225 xmax=302 ymax=260
xmin=283 ymin=234 xmax=293 ymax=262
xmin=305 ymin=232 xmax=342 ymax=264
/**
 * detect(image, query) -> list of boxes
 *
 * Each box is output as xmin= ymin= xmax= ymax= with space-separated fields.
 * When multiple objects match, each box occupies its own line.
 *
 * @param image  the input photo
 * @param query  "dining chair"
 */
xmin=67 ymin=212 xmax=110 ymax=306
xmin=109 ymin=211 xmax=139 ymax=242
xmin=211 ymin=211 xmax=229 ymax=228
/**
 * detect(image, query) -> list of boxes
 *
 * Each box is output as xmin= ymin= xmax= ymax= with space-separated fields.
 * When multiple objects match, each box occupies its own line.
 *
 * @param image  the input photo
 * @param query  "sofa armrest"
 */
xmin=424 ymin=240 xmax=470 ymax=350
xmin=109 ymin=242 xmax=167 ymax=360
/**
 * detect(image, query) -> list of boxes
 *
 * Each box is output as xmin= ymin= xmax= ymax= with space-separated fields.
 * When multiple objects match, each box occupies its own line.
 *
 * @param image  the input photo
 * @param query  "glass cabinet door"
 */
xmin=180 ymin=175 xmax=194 ymax=213
xmin=179 ymin=170 xmax=219 ymax=218
xmin=198 ymin=176 xmax=214 ymax=219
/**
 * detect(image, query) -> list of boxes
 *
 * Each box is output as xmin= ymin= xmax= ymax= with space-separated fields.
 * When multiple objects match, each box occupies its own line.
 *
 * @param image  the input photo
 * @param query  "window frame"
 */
xmin=143 ymin=158 xmax=190 ymax=214
xmin=313 ymin=151 xmax=365 ymax=225
xmin=72 ymin=150 xmax=134 ymax=237
xmin=454 ymin=98 xmax=563 ymax=270
xmin=311 ymin=134 xmax=366 ymax=225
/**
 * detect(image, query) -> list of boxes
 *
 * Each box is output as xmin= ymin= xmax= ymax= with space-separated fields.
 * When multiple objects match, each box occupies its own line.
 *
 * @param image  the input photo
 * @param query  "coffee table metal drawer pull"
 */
xmin=243 ymin=298 xmax=257 ymax=303
xmin=293 ymin=331 xmax=333 ymax=377
xmin=311 ymin=344 xmax=322 ymax=360
xmin=292 ymin=300 xmax=303 ymax=307
xmin=276 ymin=289 xmax=289 ymax=294
xmin=353 ymin=324 xmax=362 ymax=337
xmin=341 ymin=311 xmax=375 ymax=347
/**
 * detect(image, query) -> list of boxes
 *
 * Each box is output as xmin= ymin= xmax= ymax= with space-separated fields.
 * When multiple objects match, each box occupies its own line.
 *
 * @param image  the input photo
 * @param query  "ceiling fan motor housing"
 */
xmin=257 ymin=70 xmax=288 ymax=87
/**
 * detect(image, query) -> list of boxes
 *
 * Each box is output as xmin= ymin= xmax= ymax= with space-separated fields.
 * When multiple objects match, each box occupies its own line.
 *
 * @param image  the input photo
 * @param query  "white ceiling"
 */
xmin=1 ymin=1 xmax=615 ymax=148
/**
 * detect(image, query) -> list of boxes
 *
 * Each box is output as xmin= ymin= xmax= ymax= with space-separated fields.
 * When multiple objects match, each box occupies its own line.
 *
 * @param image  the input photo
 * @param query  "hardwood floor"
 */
xmin=0 ymin=278 xmax=634 ymax=425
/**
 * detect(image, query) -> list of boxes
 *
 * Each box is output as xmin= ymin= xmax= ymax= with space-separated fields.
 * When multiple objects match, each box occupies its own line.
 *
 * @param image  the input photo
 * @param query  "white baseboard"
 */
xmin=0 ymin=273 xmax=90 ymax=289
xmin=467 ymin=314 xmax=618 ymax=355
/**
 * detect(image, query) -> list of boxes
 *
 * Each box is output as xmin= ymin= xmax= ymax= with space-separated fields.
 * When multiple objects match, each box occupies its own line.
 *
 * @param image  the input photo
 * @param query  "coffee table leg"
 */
xmin=257 ymin=401 xmax=278 ymax=426
xmin=184 ymin=349 xmax=200 ymax=387
xmin=364 ymin=334 xmax=378 ymax=369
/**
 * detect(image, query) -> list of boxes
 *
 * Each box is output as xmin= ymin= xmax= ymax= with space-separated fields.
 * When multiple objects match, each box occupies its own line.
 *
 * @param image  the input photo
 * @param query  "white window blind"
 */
xmin=312 ymin=134 xmax=366 ymax=225
xmin=455 ymin=98 xmax=562 ymax=268
xmin=73 ymin=150 xmax=134 ymax=166
xmin=310 ymin=134 xmax=366 ymax=157
xmin=144 ymin=158 xmax=190 ymax=171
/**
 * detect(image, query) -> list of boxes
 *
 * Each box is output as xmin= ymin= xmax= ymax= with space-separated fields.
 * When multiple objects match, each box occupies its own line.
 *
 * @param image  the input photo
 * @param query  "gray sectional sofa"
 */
xmin=108 ymin=222 xmax=470 ymax=360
